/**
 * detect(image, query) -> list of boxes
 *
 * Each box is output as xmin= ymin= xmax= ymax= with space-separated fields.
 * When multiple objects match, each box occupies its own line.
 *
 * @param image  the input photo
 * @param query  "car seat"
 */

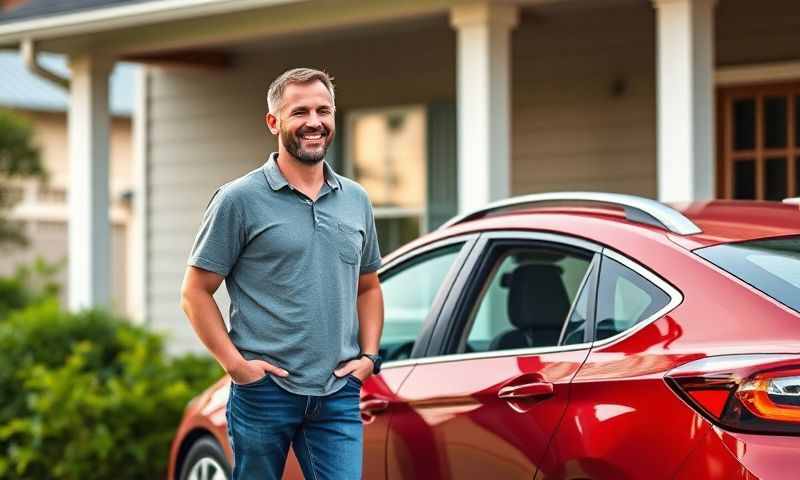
xmin=488 ymin=264 xmax=571 ymax=350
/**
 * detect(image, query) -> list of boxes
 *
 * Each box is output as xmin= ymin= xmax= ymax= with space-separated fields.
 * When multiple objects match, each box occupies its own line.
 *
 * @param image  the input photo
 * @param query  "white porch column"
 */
xmin=653 ymin=0 xmax=716 ymax=202
xmin=450 ymin=3 xmax=518 ymax=213
xmin=68 ymin=54 xmax=113 ymax=311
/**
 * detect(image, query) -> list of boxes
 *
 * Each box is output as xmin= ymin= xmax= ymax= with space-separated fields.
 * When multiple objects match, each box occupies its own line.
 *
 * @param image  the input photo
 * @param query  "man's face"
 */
xmin=266 ymin=81 xmax=335 ymax=165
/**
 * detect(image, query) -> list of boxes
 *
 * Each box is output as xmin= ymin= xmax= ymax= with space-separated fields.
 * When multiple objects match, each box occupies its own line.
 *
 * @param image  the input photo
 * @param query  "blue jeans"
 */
xmin=226 ymin=372 xmax=363 ymax=480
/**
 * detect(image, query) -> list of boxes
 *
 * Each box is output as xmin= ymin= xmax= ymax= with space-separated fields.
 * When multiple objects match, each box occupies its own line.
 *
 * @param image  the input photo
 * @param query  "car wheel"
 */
xmin=179 ymin=435 xmax=231 ymax=480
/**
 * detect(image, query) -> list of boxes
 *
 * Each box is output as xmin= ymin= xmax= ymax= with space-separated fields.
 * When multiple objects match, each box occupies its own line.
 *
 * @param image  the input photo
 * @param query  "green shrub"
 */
xmin=0 ymin=302 xmax=224 ymax=479
xmin=0 ymin=257 xmax=62 ymax=321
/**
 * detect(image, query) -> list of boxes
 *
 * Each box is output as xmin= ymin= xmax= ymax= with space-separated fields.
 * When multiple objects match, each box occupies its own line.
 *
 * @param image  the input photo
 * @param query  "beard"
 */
xmin=280 ymin=124 xmax=334 ymax=165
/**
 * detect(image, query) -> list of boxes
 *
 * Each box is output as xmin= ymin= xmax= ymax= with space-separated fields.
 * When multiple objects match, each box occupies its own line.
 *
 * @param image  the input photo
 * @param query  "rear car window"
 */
xmin=695 ymin=236 xmax=800 ymax=314
xmin=595 ymin=257 xmax=671 ymax=341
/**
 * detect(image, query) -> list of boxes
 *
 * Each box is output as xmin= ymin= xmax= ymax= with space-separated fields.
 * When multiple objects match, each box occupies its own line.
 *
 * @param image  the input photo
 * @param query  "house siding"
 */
xmin=511 ymin=3 xmax=658 ymax=197
xmin=145 ymin=65 xmax=268 ymax=351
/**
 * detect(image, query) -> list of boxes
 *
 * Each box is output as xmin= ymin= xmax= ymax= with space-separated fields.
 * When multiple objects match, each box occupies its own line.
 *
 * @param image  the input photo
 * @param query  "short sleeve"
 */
xmin=360 ymin=200 xmax=382 ymax=274
xmin=187 ymin=188 xmax=245 ymax=277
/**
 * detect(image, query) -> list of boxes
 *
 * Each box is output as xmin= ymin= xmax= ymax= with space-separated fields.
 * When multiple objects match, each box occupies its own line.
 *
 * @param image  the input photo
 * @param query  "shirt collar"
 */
xmin=262 ymin=152 xmax=341 ymax=192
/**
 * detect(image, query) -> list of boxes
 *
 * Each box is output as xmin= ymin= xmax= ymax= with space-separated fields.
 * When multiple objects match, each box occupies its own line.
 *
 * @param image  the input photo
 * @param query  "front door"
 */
xmin=386 ymin=232 xmax=600 ymax=480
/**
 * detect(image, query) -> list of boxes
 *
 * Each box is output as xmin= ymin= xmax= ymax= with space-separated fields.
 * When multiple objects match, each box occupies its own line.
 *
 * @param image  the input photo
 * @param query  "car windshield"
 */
xmin=695 ymin=235 xmax=800 ymax=314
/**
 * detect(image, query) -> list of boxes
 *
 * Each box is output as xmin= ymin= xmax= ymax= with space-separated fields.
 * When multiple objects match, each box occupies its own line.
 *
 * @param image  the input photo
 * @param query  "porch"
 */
xmin=2 ymin=0 xmax=800 ymax=351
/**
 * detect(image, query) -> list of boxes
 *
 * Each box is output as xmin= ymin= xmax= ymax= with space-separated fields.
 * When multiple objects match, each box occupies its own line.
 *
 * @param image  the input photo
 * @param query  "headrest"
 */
xmin=507 ymin=264 xmax=571 ymax=331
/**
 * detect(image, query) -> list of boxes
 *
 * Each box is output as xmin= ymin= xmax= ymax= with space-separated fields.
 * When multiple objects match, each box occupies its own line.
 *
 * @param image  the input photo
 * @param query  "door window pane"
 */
xmin=765 ymin=157 xmax=788 ymax=201
xmin=595 ymin=257 xmax=670 ymax=341
xmin=764 ymin=96 xmax=788 ymax=149
xmin=733 ymin=160 xmax=756 ymax=200
xmin=462 ymin=245 xmax=593 ymax=353
xmin=734 ymin=99 xmax=756 ymax=151
xmin=379 ymin=243 xmax=463 ymax=361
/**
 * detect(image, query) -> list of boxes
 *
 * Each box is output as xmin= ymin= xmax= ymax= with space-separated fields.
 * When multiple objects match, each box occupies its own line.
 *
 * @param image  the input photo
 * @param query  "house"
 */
xmin=0 ymin=50 xmax=138 ymax=316
xmin=1 ymin=0 xmax=798 ymax=353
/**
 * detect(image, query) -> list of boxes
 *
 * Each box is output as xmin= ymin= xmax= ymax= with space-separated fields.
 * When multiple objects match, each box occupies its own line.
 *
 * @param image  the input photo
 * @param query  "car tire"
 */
xmin=179 ymin=435 xmax=232 ymax=480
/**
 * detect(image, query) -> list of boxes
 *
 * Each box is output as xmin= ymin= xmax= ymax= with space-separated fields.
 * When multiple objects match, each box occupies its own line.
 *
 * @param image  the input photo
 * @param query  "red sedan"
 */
xmin=168 ymin=192 xmax=800 ymax=480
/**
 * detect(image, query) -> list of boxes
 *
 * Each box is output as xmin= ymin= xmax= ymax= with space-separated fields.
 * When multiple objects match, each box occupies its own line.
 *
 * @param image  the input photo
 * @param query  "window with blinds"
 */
xmin=718 ymin=83 xmax=800 ymax=200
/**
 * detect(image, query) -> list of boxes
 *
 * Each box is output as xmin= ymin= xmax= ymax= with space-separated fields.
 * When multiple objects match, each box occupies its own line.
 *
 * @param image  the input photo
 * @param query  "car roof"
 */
xmin=381 ymin=200 xmax=800 ymax=266
xmin=670 ymin=200 xmax=800 ymax=247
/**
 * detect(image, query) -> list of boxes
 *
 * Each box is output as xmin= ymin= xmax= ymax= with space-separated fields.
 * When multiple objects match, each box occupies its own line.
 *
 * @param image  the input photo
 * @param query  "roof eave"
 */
xmin=0 ymin=0 xmax=299 ymax=48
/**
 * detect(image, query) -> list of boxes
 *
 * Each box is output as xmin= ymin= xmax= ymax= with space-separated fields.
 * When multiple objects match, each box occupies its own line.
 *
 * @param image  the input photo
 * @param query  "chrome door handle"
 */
xmin=359 ymin=397 xmax=389 ymax=425
xmin=497 ymin=381 xmax=554 ymax=400
xmin=360 ymin=398 xmax=389 ymax=413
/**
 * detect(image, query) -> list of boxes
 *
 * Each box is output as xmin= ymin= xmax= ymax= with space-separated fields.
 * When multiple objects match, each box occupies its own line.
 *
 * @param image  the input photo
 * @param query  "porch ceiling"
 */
xmin=0 ymin=0 xmax=460 ymax=58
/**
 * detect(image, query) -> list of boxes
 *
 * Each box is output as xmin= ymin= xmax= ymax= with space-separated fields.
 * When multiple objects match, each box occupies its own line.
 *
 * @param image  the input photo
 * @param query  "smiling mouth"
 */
xmin=298 ymin=129 xmax=327 ymax=141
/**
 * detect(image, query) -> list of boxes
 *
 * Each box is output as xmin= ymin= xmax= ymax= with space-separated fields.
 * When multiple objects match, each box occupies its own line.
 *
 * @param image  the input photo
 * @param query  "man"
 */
xmin=180 ymin=67 xmax=384 ymax=480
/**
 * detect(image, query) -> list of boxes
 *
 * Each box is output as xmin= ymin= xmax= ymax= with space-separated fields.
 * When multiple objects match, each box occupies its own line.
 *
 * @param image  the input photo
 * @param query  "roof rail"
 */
xmin=439 ymin=191 xmax=703 ymax=235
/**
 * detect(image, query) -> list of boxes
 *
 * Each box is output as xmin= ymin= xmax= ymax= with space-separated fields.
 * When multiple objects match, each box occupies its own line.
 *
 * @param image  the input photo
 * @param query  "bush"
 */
xmin=0 ymin=257 xmax=62 ymax=321
xmin=0 ymin=302 xmax=223 ymax=479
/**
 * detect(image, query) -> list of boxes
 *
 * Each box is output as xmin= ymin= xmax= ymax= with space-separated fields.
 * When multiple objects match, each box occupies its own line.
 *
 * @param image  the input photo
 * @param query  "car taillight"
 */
xmin=665 ymin=354 xmax=800 ymax=435
xmin=737 ymin=370 xmax=800 ymax=423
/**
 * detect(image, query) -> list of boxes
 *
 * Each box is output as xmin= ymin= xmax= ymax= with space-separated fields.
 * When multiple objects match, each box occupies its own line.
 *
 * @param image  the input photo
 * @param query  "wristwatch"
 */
xmin=359 ymin=353 xmax=382 ymax=375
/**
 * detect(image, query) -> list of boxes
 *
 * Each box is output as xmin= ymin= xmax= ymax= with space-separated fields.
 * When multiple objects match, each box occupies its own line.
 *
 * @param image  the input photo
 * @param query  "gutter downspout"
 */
xmin=21 ymin=38 xmax=69 ymax=89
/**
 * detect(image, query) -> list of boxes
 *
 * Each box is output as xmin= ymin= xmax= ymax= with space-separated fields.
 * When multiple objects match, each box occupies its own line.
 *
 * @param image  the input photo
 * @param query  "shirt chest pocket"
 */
xmin=336 ymin=221 xmax=362 ymax=265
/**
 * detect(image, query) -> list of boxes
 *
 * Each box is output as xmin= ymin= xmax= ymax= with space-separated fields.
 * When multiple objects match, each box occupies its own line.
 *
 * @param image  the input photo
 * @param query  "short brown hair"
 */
xmin=267 ymin=68 xmax=335 ymax=114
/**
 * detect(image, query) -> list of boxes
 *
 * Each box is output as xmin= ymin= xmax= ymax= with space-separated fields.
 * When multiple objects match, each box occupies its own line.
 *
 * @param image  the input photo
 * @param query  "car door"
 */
xmin=386 ymin=232 xmax=601 ymax=480
xmin=535 ymin=249 xmax=686 ymax=480
xmin=359 ymin=235 xmax=478 ymax=480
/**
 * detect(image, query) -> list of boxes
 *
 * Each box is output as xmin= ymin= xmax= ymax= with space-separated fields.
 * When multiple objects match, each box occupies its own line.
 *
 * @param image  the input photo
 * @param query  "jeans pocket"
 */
xmin=346 ymin=373 xmax=363 ymax=386
xmin=233 ymin=373 xmax=270 ymax=388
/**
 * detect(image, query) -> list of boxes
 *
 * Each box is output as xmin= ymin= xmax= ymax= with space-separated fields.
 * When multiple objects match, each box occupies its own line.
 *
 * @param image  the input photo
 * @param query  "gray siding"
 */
xmin=511 ymin=2 xmax=658 ymax=197
xmin=146 ymin=65 xmax=269 ymax=353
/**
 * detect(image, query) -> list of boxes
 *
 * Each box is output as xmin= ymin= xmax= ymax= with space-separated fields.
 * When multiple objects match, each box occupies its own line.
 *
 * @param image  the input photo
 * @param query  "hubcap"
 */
xmin=187 ymin=457 xmax=228 ymax=480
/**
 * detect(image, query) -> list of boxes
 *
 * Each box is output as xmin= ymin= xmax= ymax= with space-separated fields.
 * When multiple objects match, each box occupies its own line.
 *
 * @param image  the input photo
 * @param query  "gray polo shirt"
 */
xmin=187 ymin=152 xmax=381 ymax=395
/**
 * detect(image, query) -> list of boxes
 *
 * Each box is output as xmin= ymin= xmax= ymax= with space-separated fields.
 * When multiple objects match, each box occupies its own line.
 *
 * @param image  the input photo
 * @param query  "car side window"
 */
xmin=595 ymin=256 xmax=671 ymax=341
xmin=379 ymin=243 xmax=464 ymax=361
xmin=459 ymin=244 xmax=594 ymax=353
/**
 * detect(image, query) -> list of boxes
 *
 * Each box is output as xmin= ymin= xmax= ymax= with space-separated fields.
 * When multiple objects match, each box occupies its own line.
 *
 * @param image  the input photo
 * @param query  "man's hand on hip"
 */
xmin=228 ymin=359 xmax=289 ymax=385
xmin=333 ymin=356 xmax=373 ymax=382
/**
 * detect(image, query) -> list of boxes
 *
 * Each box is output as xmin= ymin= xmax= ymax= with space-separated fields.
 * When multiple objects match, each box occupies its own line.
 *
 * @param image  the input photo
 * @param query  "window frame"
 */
xmin=558 ymin=254 xmax=601 ymax=346
xmin=425 ymin=231 xmax=603 ymax=363
xmin=376 ymin=233 xmax=479 ymax=369
xmin=591 ymin=248 xmax=684 ymax=347
xmin=717 ymin=81 xmax=800 ymax=200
